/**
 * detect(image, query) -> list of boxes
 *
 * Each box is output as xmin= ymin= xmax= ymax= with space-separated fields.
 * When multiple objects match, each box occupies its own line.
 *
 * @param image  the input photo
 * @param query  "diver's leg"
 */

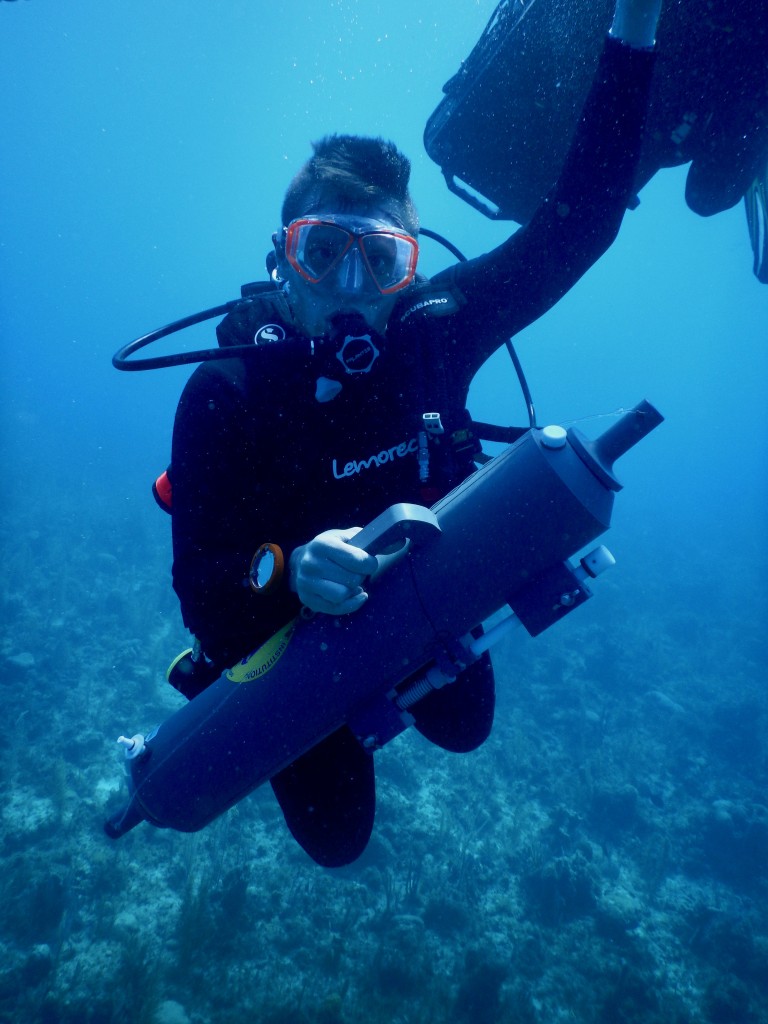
xmin=270 ymin=726 xmax=376 ymax=867
xmin=410 ymin=650 xmax=495 ymax=753
xmin=686 ymin=111 xmax=768 ymax=216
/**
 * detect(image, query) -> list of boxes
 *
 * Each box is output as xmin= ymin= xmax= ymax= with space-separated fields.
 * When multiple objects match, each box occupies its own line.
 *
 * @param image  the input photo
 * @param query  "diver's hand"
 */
xmin=288 ymin=527 xmax=379 ymax=614
xmin=610 ymin=0 xmax=661 ymax=49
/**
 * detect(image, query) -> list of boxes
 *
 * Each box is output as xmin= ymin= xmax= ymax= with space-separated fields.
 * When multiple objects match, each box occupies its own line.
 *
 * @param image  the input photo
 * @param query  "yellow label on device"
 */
xmin=226 ymin=619 xmax=297 ymax=683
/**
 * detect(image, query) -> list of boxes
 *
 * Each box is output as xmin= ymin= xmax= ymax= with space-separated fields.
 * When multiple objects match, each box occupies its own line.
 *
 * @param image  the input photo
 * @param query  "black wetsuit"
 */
xmin=170 ymin=36 xmax=654 ymax=866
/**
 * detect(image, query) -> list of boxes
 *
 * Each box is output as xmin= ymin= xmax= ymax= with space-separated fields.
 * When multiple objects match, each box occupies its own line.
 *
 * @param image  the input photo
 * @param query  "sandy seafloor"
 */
xmin=1 ymin=2 xmax=767 ymax=1023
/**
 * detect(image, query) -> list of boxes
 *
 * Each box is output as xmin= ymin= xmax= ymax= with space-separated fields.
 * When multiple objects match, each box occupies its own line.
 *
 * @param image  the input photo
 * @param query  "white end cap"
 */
xmin=117 ymin=734 xmax=146 ymax=759
xmin=541 ymin=425 xmax=567 ymax=449
xmin=580 ymin=546 xmax=616 ymax=578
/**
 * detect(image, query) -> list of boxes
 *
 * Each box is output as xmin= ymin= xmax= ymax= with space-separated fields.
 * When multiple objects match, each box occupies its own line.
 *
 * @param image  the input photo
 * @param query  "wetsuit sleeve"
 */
xmin=432 ymin=35 xmax=655 ymax=382
xmin=170 ymin=362 xmax=301 ymax=666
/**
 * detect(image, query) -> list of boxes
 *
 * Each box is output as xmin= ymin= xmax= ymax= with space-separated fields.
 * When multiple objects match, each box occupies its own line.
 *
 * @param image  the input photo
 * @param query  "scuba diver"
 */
xmin=160 ymin=0 xmax=662 ymax=867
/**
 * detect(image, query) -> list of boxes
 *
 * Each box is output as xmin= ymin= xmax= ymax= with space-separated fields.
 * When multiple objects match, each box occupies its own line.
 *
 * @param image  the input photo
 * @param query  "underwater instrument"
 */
xmin=104 ymin=399 xmax=663 ymax=839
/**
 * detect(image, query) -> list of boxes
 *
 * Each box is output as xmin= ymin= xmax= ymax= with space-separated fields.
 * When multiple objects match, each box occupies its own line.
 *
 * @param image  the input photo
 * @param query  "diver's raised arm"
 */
xmin=433 ymin=0 xmax=661 ymax=376
xmin=609 ymin=0 xmax=662 ymax=49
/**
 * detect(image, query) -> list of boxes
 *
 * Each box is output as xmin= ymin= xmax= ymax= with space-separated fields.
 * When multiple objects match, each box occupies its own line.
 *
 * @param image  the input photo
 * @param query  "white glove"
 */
xmin=610 ymin=0 xmax=662 ymax=48
xmin=288 ymin=527 xmax=379 ymax=615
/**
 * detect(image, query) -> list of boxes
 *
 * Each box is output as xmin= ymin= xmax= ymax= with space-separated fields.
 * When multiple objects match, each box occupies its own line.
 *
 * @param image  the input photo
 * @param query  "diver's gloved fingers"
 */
xmin=291 ymin=528 xmax=378 ymax=578
xmin=299 ymin=581 xmax=369 ymax=616
xmin=313 ymin=527 xmax=379 ymax=572
xmin=301 ymin=552 xmax=371 ymax=589
xmin=289 ymin=527 xmax=378 ymax=613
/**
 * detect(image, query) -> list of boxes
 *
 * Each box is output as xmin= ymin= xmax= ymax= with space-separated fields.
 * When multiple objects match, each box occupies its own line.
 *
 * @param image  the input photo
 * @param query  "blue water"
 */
xmin=2 ymin=3 xmax=767 ymax=1023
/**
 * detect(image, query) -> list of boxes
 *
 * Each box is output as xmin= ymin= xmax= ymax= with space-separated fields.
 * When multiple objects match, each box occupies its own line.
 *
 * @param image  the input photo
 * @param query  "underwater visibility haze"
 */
xmin=1 ymin=2 xmax=767 ymax=1023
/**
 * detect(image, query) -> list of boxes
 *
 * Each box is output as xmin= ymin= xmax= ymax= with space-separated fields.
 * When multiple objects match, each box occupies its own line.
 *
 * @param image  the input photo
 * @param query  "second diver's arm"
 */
xmin=432 ymin=0 xmax=661 ymax=378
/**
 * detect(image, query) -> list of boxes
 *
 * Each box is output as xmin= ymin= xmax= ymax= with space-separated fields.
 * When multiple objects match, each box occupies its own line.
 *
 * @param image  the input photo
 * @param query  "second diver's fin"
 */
xmin=745 ymin=158 xmax=768 ymax=283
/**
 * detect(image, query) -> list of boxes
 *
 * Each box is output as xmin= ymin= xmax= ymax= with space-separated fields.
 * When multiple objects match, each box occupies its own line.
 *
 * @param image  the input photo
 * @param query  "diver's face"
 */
xmin=275 ymin=202 xmax=419 ymax=338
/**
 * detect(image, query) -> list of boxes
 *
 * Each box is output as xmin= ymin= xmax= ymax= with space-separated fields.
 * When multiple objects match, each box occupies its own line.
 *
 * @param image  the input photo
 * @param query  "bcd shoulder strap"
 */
xmin=216 ymin=282 xmax=294 ymax=349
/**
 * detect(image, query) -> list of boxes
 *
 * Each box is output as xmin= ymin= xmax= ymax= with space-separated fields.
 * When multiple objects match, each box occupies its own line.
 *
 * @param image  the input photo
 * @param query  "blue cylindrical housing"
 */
xmin=106 ymin=402 xmax=661 ymax=837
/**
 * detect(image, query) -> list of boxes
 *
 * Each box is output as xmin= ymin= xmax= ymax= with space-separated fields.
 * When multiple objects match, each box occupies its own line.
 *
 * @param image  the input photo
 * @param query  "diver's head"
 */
xmin=274 ymin=135 xmax=420 ymax=338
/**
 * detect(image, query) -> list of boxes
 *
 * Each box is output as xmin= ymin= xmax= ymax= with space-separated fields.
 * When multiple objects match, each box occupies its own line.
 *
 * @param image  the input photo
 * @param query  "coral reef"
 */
xmin=1 ymin=486 xmax=766 ymax=1024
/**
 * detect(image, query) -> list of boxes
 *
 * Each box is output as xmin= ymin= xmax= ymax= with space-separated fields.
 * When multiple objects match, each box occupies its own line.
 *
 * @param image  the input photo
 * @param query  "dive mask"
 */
xmin=284 ymin=214 xmax=419 ymax=295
